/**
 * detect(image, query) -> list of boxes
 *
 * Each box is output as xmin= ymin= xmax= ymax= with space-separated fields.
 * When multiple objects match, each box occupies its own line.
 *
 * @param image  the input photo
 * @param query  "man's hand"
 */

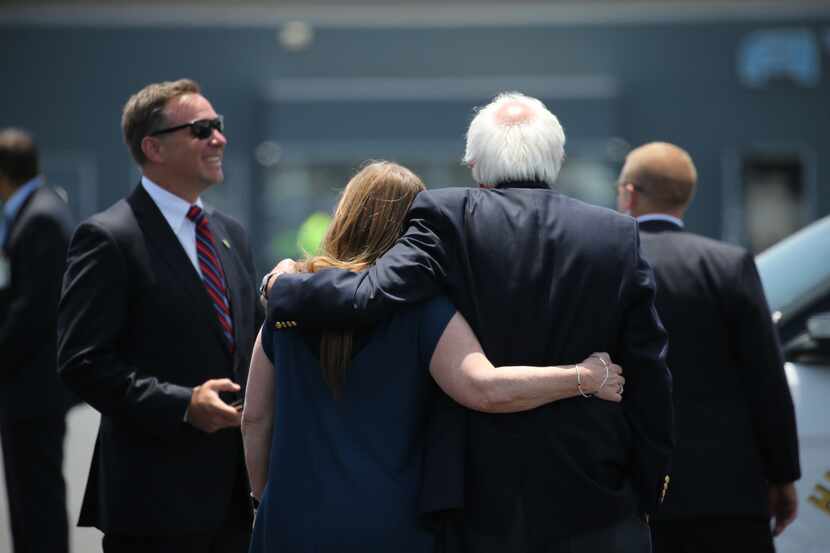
xmin=187 ymin=378 xmax=243 ymax=433
xmin=578 ymin=352 xmax=624 ymax=402
xmin=769 ymin=482 xmax=798 ymax=536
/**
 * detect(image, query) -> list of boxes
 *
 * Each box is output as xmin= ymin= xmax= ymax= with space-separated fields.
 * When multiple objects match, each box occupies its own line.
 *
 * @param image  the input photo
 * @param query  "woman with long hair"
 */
xmin=242 ymin=161 xmax=623 ymax=552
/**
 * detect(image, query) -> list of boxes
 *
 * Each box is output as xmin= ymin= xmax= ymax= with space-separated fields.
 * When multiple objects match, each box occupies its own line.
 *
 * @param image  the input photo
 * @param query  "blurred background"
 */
xmin=2 ymin=0 xmax=830 ymax=551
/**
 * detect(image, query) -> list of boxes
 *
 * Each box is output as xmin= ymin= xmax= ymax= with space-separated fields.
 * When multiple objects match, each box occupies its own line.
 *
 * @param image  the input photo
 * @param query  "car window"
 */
xmin=756 ymin=215 xmax=830 ymax=316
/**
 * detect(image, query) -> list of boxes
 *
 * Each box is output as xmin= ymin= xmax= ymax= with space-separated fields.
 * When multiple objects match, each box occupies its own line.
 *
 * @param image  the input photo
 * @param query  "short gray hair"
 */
xmin=463 ymin=92 xmax=565 ymax=186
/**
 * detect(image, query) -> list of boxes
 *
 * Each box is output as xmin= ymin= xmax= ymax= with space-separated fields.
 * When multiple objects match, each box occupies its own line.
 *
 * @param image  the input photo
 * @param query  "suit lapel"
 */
xmin=127 ymin=185 xmax=231 ymax=357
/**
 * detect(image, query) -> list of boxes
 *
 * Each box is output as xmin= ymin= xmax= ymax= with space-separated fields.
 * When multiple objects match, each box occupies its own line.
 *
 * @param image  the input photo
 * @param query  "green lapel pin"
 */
xmin=222 ymin=239 xmax=231 ymax=249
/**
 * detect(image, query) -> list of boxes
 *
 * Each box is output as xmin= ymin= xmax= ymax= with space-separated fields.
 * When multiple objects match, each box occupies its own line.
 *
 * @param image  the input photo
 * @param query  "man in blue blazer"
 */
xmin=263 ymin=93 xmax=674 ymax=552
xmin=617 ymin=142 xmax=800 ymax=553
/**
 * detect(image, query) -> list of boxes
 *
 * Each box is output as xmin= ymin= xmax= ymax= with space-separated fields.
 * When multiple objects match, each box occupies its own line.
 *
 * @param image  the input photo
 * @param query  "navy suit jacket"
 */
xmin=638 ymin=218 xmax=799 ymax=519
xmin=58 ymin=185 xmax=262 ymax=534
xmin=268 ymin=181 xmax=674 ymax=549
xmin=0 ymin=186 xmax=74 ymax=420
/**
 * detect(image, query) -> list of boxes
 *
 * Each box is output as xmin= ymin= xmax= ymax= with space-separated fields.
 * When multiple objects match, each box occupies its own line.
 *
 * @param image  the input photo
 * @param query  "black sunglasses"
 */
xmin=150 ymin=115 xmax=224 ymax=140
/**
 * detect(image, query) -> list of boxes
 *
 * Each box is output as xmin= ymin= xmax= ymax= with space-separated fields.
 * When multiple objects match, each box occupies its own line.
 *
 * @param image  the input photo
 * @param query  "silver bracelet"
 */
xmin=577 ymin=358 xmax=610 ymax=398
xmin=576 ymin=364 xmax=593 ymax=398
xmin=593 ymin=355 xmax=610 ymax=392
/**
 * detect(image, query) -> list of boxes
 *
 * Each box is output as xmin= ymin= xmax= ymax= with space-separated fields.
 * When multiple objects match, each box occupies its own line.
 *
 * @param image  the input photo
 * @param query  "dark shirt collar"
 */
xmin=636 ymin=213 xmax=684 ymax=227
xmin=636 ymin=214 xmax=684 ymax=233
xmin=493 ymin=180 xmax=551 ymax=190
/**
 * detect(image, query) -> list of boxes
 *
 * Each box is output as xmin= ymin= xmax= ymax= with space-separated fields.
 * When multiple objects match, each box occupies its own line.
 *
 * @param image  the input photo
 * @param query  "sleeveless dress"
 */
xmin=249 ymin=296 xmax=456 ymax=553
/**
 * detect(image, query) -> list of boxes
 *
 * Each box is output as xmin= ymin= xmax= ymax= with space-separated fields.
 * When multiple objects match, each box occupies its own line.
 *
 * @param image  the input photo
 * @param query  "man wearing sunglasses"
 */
xmin=58 ymin=79 xmax=262 ymax=553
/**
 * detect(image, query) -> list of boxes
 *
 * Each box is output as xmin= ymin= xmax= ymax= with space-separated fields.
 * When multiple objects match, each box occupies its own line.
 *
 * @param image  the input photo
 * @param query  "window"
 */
xmin=742 ymin=155 xmax=805 ymax=253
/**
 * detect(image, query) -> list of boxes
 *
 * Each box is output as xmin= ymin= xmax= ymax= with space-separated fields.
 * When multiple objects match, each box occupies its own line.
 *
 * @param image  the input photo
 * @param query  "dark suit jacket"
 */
xmin=638 ymin=218 xmax=800 ymax=519
xmin=267 ymin=181 xmax=674 ymax=549
xmin=0 ymin=186 xmax=74 ymax=420
xmin=57 ymin=184 xmax=262 ymax=535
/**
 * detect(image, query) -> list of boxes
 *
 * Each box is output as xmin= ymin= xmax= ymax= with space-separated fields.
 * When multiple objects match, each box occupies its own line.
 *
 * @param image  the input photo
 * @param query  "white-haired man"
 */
xmin=263 ymin=92 xmax=674 ymax=552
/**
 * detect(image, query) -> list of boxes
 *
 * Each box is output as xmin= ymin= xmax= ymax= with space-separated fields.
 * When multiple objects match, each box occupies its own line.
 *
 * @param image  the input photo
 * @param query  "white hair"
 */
xmin=463 ymin=92 xmax=566 ymax=187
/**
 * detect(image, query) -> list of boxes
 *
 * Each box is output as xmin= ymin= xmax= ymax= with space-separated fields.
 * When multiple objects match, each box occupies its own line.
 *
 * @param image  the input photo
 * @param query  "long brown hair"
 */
xmin=304 ymin=161 xmax=425 ymax=397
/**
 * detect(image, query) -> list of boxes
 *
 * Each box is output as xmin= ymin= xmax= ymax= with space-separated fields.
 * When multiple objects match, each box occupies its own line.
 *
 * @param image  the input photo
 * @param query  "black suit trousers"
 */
xmin=652 ymin=517 xmax=774 ymax=553
xmin=548 ymin=516 xmax=651 ymax=553
xmin=436 ymin=513 xmax=651 ymax=553
xmin=102 ymin=527 xmax=250 ymax=553
xmin=102 ymin=526 xmax=250 ymax=553
xmin=0 ymin=415 xmax=68 ymax=553
xmin=102 ymin=463 xmax=252 ymax=553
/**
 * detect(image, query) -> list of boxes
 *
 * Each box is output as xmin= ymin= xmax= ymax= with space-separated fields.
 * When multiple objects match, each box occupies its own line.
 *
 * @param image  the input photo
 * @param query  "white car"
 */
xmin=757 ymin=214 xmax=830 ymax=553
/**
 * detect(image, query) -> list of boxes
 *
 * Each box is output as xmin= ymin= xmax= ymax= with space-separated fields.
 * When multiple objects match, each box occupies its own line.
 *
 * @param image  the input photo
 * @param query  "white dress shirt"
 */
xmin=141 ymin=176 xmax=204 ymax=278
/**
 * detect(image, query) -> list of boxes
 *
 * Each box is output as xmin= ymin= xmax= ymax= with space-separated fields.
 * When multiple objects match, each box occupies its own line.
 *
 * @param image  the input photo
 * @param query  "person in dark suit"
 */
xmin=262 ymin=93 xmax=674 ymax=552
xmin=57 ymin=79 xmax=262 ymax=553
xmin=0 ymin=128 xmax=74 ymax=553
xmin=616 ymin=142 xmax=801 ymax=553
xmin=242 ymin=161 xmax=625 ymax=553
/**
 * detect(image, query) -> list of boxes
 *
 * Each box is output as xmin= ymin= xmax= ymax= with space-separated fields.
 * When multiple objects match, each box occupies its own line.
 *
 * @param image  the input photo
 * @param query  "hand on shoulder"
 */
xmin=260 ymin=258 xmax=299 ymax=304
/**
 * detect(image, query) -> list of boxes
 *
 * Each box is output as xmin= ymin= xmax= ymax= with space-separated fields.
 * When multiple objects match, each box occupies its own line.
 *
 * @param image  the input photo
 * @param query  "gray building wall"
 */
xmin=2 ymin=6 xmax=828 ymax=269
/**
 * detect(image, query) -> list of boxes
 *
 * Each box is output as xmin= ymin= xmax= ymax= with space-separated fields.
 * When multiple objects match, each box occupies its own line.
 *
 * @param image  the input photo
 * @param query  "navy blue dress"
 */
xmin=249 ymin=296 xmax=456 ymax=553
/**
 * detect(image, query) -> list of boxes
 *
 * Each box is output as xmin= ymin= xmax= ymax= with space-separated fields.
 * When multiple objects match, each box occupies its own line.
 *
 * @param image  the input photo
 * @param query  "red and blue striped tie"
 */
xmin=187 ymin=205 xmax=235 ymax=352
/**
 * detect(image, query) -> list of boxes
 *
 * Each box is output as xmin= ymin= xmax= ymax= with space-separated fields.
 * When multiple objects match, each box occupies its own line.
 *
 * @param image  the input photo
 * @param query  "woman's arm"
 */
xmin=241 ymin=329 xmax=276 ymax=500
xmin=429 ymin=312 xmax=624 ymax=413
